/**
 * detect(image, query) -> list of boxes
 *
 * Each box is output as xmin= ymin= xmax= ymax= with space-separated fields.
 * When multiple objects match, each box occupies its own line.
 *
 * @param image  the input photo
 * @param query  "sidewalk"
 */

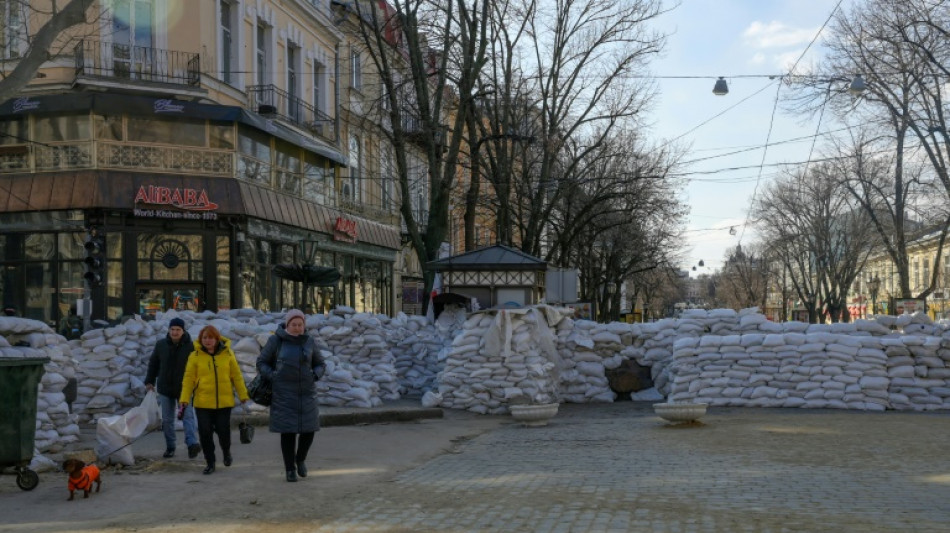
xmin=63 ymin=398 xmax=444 ymax=461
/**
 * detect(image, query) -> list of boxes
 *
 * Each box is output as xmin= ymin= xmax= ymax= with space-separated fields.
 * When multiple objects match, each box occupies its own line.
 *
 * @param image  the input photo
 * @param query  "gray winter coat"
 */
xmin=256 ymin=325 xmax=327 ymax=433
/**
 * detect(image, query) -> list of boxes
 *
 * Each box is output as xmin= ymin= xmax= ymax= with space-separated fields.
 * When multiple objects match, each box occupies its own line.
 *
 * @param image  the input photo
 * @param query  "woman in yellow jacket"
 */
xmin=180 ymin=325 xmax=249 ymax=474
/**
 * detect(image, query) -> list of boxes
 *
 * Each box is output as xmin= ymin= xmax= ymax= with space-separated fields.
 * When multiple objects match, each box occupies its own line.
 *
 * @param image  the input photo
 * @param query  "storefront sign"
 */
xmin=333 ymin=216 xmax=358 ymax=243
xmin=13 ymin=97 xmax=40 ymax=113
xmin=153 ymin=99 xmax=186 ymax=113
xmin=893 ymin=298 xmax=925 ymax=315
xmin=133 ymin=185 xmax=219 ymax=220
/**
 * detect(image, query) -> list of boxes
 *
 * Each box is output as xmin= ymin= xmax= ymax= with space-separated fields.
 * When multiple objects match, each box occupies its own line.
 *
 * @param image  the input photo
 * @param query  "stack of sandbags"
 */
xmin=311 ymin=311 xmax=394 ymax=406
xmin=555 ymin=318 xmax=618 ymax=403
xmin=886 ymin=334 xmax=948 ymax=410
xmin=316 ymin=356 xmax=381 ymax=408
xmin=390 ymin=313 xmax=446 ymax=397
xmin=666 ymin=331 xmax=891 ymax=410
xmin=433 ymin=308 xmax=566 ymax=414
xmin=0 ymin=318 xmax=82 ymax=455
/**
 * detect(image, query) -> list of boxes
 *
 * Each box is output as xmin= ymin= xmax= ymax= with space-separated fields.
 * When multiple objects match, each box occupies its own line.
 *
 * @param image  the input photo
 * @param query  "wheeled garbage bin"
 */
xmin=0 ymin=357 xmax=49 ymax=491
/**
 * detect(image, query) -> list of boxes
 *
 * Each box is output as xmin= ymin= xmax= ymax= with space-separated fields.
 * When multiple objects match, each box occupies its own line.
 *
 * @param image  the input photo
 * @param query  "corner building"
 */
xmin=0 ymin=1 xmax=400 ymax=325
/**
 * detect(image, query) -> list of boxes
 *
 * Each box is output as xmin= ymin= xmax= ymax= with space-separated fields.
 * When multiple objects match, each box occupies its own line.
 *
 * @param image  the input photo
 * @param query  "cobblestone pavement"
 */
xmin=311 ymin=403 xmax=950 ymax=533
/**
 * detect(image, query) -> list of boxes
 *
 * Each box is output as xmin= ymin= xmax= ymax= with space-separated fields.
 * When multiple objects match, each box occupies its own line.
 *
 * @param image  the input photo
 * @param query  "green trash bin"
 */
xmin=0 ymin=357 xmax=49 ymax=491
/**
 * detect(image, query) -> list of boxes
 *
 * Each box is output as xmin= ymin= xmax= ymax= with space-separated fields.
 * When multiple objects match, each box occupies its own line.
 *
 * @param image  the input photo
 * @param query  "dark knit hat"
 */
xmin=169 ymin=317 xmax=186 ymax=329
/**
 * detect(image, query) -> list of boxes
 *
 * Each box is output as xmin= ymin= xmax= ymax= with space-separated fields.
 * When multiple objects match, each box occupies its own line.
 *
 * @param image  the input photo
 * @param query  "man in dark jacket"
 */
xmin=145 ymin=317 xmax=201 ymax=459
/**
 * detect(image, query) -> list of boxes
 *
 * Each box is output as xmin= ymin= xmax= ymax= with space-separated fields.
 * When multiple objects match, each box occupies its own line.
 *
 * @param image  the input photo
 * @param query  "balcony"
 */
xmin=75 ymin=40 xmax=200 ymax=89
xmin=339 ymin=196 xmax=400 ymax=225
xmin=401 ymin=113 xmax=447 ymax=147
xmin=248 ymin=85 xmax=336 ymax=143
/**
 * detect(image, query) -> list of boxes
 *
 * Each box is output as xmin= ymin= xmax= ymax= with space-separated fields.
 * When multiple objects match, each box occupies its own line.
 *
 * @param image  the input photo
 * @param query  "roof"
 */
xmin=427 ymin=244 xmax=547 ymax=271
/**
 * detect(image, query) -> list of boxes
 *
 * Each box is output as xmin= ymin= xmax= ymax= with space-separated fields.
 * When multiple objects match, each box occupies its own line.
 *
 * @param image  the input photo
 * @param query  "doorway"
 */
xmin=136 ymin=284 xmax=204 ymax=318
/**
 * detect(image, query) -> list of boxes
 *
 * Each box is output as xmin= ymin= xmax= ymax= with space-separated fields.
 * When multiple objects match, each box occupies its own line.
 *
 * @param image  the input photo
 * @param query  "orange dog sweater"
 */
xmin=68 ymin=465 xmax=99 ymax=492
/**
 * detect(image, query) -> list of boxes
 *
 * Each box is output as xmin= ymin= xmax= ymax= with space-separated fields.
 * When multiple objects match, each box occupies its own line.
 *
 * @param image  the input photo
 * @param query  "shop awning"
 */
xmin=0 ymin=93 xmax=347 ymax=166
xmin=0 ymin=171 xmax=401 ymax=251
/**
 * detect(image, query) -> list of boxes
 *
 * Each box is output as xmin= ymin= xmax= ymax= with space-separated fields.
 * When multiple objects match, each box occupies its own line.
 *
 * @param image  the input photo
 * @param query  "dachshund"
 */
xmin=62 ymin=459 xmax=101 ymax=501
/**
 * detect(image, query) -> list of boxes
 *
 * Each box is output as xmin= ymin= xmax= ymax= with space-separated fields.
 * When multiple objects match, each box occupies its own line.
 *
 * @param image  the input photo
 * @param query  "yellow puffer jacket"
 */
xmin=180 ymin=337 xmax=249 ymax=409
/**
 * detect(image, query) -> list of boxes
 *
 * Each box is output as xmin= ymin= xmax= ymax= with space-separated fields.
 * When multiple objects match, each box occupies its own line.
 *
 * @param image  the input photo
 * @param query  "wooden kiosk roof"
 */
xmin=427 ymin=244 xmax=547 ymax=272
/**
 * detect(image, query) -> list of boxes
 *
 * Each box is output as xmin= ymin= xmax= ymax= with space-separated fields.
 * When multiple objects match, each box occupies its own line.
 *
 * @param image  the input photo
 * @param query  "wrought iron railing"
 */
xmin=97 ymin=141 xmax=232 ymax=175
xmin=340 ymin=196 xmax=400 ymax=225
xmin=247 ymin=84 xmax=335 ymax=142
xmin=400 ymin=113 xmax=447 ymax=145
xmin=75 ymin=40 xmax=200 ymax=86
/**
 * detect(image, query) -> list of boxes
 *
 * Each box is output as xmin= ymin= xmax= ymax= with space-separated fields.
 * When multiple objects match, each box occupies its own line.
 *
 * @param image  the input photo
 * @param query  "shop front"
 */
xmin=0 ymin=170 xmax=400 ymax=326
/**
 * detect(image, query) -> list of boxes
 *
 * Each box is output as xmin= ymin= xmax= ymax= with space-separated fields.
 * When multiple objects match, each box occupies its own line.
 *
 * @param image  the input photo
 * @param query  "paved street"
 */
xmin=2 ymin=403 xmax=949 ymax=532
xmin=309 ymin=404 xmax=950 ymax=533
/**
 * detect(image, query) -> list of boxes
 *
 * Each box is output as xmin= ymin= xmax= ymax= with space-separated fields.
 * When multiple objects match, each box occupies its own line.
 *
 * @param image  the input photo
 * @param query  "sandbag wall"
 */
xmin=0 ymin=318 xmax=81 ymax=454
xmin=9 ymin=303 xmax=950 ymax=460
xmin=428 ymin=307 xmax=626 ymax=414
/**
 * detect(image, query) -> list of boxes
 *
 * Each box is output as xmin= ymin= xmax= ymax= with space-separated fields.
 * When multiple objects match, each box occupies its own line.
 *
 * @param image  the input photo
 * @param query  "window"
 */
xmin=303 ymin=152 xmax=329 ymax=204
xmin=127 ymin=117 xmax=206 ymax=146
xmin=0 ymin=0 xmax=22 ymax=59
xmin=256 ymin=23 xmax=270 ymax=85
xmin=381 ymin=147 xmax=394 ymax=210
xmin=275 ymin=139 xmax=301 ymax=195
xmin=347 ymin=135 xmax=362 ymax=201
xmin=350 ymin=49 xmax=362 ymax=90
xmin=924 ymin=257 xmax=931 ymax=290
xmin=220 ymin=1 xmax=236 ymax=85
xmin=112 ymin=0 xmax=154 ymax=79
xmin=313 ymin=61 xmax=327 ymax=114
xmin=34 ymin=115 xmax=92 ymax=142
xmin=287 ymin=44 xmax=300 ymax=120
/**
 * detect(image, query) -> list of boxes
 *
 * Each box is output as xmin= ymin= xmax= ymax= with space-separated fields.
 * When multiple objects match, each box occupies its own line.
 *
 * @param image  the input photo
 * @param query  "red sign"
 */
xmin=333 ymin=217 xmax=358 ymax=243
xmin=134 ymin=185 xmax=219 ymax=211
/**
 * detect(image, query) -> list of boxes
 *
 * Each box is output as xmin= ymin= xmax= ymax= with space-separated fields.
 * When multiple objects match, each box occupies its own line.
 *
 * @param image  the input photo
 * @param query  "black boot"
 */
xmin=286 ymin=469 xmax=298 ymax=482
xmin=296 ymin=460 xmax=307 ymax=478
xmin=223 ymin=452 xmax=233 ymax=467
xmin=203 ymin=461 xmax=215 ymax=475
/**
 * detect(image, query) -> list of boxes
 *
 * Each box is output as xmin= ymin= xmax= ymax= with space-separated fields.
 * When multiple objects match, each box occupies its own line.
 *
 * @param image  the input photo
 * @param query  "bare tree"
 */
xmin=0 ymin=0 xmax=96 ymax=102
xmin=791 ymin=0 xmax=950 ymax=299
xmin=753 ymin=161 xmax=880 ymax=322
xmin=715 ymin=244 xmax=769 ymax=311
xmin=351 ymin=0 xmax=492 ymax=303
xmin=474 ymin=0 xmax=668 ymax=257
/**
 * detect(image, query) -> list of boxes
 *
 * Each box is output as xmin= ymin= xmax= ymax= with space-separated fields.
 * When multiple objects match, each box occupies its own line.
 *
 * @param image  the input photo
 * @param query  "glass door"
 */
xmin=112 ymin=0 xmax=154 ymax=79
xmin=137 ymin=284 xmax=204 ymax=318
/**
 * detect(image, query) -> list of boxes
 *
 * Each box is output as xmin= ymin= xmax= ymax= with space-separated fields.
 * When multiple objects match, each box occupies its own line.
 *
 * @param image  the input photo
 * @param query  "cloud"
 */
xmin=743 ymin=21 xmax=819 ymax=49
xmin=748 ymin=52 xmax=766 ymax=66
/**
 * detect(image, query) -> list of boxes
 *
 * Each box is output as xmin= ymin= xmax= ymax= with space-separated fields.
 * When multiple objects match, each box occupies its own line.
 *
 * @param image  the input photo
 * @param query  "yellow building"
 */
xmin=858 ymin=228 xmax=950 ymax=319
xmin=0 ymin=0 xmax=406 ymax=324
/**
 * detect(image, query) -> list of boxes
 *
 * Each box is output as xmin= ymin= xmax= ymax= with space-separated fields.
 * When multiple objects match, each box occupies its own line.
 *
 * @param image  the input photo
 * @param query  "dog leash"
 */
xmin=93 ymin=425 xmax=162 ymax=463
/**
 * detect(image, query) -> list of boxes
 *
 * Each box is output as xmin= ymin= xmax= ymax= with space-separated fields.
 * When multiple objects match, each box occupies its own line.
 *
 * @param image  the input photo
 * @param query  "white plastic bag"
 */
xmin=141 ymin=390 xmax=162 ymax=431
xmin=94 ymin=391 xmax=162 ymax=466
xmin=95 ymin=416 xmax=135 ymax=466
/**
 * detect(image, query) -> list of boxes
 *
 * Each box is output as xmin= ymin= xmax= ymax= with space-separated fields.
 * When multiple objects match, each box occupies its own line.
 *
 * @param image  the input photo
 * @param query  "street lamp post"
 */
xmin=868 ymin=275 xmax=881 ymax=317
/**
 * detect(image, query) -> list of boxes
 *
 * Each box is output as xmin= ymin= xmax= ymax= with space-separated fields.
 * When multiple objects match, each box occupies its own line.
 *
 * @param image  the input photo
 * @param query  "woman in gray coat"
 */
xmin=256 ymin=309 xmax=327 ymax=482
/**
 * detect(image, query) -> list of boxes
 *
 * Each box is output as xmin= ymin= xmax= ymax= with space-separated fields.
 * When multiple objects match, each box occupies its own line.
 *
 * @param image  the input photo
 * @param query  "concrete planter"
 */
xmin=509 ymin=403 xmax=559 ymax=427
xmin=653 ymin=402 xmax=707 ymax=424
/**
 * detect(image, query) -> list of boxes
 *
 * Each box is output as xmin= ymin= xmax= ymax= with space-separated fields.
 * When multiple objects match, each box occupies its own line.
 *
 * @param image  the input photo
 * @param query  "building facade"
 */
xmin=0 ymin=0 xmax=405 ymax=326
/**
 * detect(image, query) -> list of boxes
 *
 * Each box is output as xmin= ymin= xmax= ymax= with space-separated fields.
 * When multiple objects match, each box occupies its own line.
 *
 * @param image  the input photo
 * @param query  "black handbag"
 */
xmin=247 ymin=374 xmax=272 ymax=407
xmin=239 ymin=412 xmax=254 ymax=444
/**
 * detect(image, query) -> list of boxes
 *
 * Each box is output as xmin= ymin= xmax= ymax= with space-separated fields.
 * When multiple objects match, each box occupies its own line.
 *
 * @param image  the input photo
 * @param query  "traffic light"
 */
xmin=83 ymin=229 xmax=105 ymax=288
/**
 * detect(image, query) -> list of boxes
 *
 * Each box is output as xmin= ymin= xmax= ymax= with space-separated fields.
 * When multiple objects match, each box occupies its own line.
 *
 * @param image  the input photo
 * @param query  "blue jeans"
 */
xmin=158 ymin=393 xmax=198 ymax=450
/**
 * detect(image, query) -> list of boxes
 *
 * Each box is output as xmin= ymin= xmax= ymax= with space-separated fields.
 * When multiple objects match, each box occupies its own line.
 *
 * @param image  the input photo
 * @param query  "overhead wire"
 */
xmin=736 ymin=0 xmax=845 ymax=244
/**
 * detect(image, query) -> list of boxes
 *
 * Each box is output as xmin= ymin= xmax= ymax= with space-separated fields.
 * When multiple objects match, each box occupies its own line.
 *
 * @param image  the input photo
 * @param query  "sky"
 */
xmin=648 ymin=0 xmax=851 ymax=276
